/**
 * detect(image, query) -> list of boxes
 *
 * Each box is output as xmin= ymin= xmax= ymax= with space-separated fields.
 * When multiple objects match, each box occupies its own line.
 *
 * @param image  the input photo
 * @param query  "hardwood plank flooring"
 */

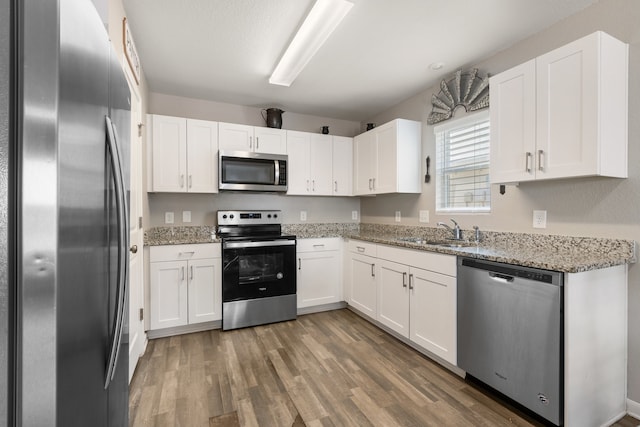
xmin=129 ymin=309 xmax=640 ymax=427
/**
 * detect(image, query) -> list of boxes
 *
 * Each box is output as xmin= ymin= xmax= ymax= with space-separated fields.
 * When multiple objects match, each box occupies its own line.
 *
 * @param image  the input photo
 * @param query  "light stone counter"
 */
xmin=144 ymin=223 xmax=635 ymax=273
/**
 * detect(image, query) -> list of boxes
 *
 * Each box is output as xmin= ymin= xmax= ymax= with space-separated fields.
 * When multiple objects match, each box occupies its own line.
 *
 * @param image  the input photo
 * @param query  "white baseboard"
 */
xmin=628 ymin=398 xmax=640 ymax=419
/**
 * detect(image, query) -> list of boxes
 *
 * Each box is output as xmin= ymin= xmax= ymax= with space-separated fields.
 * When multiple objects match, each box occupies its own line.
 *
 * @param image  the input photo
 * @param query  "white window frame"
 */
xmin=434 ymin=110 xmax=491 ymax=214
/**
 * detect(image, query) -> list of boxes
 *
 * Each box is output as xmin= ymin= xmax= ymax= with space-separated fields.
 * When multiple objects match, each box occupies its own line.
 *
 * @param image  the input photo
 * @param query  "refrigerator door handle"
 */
xmin=104 ymin=116 xmax=129 ymax=389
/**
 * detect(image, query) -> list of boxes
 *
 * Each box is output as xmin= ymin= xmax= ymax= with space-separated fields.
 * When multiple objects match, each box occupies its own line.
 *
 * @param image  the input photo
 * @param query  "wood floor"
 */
xmin=129 ymin=309 xmax=639 ymax=427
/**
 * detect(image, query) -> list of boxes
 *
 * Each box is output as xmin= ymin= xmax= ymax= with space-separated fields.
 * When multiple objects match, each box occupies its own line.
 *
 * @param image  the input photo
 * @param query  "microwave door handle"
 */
xmin=274 ymin=160 xmax=280 ymax=185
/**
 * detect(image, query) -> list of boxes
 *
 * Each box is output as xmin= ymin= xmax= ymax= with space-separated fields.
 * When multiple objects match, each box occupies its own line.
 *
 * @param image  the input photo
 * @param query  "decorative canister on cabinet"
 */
xmin=262 ymin=108 xmax=284 ymax=129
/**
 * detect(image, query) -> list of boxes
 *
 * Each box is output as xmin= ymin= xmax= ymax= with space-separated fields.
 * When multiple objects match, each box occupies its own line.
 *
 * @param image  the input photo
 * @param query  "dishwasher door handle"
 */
xmin=489 ymin=272 xmax=514 ymax=283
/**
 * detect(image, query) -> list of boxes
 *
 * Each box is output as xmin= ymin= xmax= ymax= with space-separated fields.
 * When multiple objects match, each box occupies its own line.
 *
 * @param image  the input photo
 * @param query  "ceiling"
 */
xmin=122 ymin=0 xmax=600 ymax=122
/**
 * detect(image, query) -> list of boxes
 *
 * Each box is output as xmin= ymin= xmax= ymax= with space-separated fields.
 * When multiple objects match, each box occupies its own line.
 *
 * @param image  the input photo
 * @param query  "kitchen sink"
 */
xmin=395 ymin=237 xmax=476 ymax=248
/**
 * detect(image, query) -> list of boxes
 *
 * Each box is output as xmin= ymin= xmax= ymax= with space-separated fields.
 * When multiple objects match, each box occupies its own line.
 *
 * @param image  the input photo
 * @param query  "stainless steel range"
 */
xmin=218 ymin=210 xmax=297 ymax=330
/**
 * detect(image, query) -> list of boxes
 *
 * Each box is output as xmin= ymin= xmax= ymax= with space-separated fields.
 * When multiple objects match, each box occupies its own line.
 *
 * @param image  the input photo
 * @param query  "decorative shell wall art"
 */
xmin=427 ymin=68 xmax=490 ymax=125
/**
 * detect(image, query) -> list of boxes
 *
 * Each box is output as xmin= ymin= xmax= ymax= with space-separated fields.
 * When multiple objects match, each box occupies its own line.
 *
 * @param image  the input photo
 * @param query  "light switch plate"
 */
xmin=419 ymin=210 xmax=429 ymax=223
xmin=165 ymin=212 xmax=174 ymax=224
xmin=182 ymin=211 xmax=192 ymax=223
xmin=300 ymin=210 xmax=307 ymax=221
xmin=533 ymin=210 xmax=547 ymax=228
xmin=395 ymin=211 xmax=401 ymax=222
xmin=352 ymin=210 xmax=358 ymax=220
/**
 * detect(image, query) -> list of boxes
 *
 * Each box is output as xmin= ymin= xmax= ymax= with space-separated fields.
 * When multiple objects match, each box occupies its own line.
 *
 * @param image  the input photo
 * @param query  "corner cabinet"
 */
xmin=149 ymin=243 xmax=222 ymax=332
xmin=353 ymin=119 xmax=422 ymax=195
xmin=332 ymin=136 xmax=353 ymax=195
xmin=490 ymin=31 xmax=628 ymax=184
xmin=218 ymin=122 xmax=287 ymax=154
xmin=148 ymin=114 xmax=219 ymax=193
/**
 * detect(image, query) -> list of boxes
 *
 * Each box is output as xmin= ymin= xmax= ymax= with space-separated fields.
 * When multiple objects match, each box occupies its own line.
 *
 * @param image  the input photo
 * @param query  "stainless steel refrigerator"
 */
xmin=0 ymin=0 xmax=131 ymax=425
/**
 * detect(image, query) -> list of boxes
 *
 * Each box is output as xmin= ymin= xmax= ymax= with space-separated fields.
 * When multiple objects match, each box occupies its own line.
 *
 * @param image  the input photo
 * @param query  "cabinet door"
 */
xmin=489 ymin=60 xmax=537 ymax=184
xmin=254 ymin=127 xmax=287 ymax=154
xmin=150 ymin=260 xmax=188 ymax=329
xmin=348 ymin=253 xmax=377 ymax=318
xmin=309 ymin=134 xmax=333 ymax=195
xmin=374 ymin=121 xmax=398 ymax=194
xmin=353 ymin=131 xmax=375 ymax=195
xmin=377 ymin=259 xmax=410 ymax=338
xmin=219 ymin=122 xmax=253 ymax=151
xmin=286 ymin=131 xmax=311 ymax=195
xmin=151 ymin=115 xmax=187 ymax=192
xmin=186 ymin=119 xmax=218 ymax=193
xmin=536 ymin=35 xmax=599 ymax=179
xmin=409 ymin=266 xmax=456 ymax=365
xmin=187 ymin=258 xmax=221 ymax=324
xmin=297 ymin=251 xmax=340 ymax=308
xmin=332 ymin=136 xmax=352 ymax=196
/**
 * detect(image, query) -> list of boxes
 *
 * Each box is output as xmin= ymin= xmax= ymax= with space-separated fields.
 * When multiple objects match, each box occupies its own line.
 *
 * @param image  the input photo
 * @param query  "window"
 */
xmin=434 ymin=111 xmax=490 ymax=213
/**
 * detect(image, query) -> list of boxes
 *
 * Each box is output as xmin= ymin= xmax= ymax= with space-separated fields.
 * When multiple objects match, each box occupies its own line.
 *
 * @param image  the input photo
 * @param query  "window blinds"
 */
xmin=434 ymin=112 xmax=490 ymax=213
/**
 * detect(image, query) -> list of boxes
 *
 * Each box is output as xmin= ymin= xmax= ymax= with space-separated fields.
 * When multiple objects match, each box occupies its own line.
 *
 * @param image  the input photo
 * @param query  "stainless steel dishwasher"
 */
xmin=457 ymin=257 xmax=563 ymax=426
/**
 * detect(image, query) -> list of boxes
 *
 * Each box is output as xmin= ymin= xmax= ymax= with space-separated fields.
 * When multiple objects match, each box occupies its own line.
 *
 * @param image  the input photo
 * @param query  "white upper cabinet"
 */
xmin=287 ymin=131 xmax=352 ymax=196
xmin=491 ymin=31 xmax=628 ymax=184
xmin=218 ymin=122 xmax=287 ymax=154
xmin=149 ymin=114 xmax=218 ymax=193
xmin=353 ymin=119 xmax=422 ymax=195
xmin=332 ymin=136 xmax=353 ymax=196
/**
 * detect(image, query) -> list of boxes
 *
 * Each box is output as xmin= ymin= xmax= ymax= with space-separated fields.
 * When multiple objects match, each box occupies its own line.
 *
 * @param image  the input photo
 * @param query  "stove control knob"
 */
xmin=229 ymin=214 xmax=234 ymax=219
xmin=222 ymin=214 xmax=227 ymax=219
xmin=267 ymin=214 xmax=272 ymax=218
xmin=273 ymin=213 xmax=278 ymax=218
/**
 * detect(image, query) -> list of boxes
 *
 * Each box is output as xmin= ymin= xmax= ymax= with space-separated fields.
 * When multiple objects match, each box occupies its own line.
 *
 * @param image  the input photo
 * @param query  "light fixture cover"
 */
xmin=269 ymin=0 xmax=354 ymax=87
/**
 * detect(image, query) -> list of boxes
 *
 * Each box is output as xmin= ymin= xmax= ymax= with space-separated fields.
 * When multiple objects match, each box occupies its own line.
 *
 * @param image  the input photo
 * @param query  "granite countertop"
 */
xmin=144 ymin=223 xmax=635 ymax=273
xmin=346 ymin=230 xmax=636 ymax=273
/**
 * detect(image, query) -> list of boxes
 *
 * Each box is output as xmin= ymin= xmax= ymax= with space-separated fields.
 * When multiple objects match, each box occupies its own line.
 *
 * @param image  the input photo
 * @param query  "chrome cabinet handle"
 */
xmin=179 ymin=251 xmax=195 ymax=257
xmin=371 ymin=264 xmax=375 ymax=277
xmin=525 ymin=152 xmax=532 ymax=173
xmin=356 ymin=246 xmax=365 ymax=253
xmin=249 ymin=136 xmax=253 ymax=149
xmin=104 ymin=116 xmax=129 ymax=389
xmin=180 ymin=174 xmax=185 ymax=188
xmin=306 ymin=180 xmax=310 ymax=192
xmin=256 ymin=136 xmax=259 ymax=150
xmin=402 ymin=272 xmax=407 ymax=288
xmin=409 ymin=274 xmax=414 ymax=290
xmin=188 ymin=175 xmax=192 ymax=188
xmin=190 ymin=265 xmax=193 ymax=280
xmin=368 ymin=178 xmax=372 ymax=190
xmin=181 ymin=266 xmax=185 ymax=281
xmin=334 ymin=181 xmax=338 ymax=192
xmin=538 ymin=149 xmax=544 ymax=172
xmin=372 ymin=178 xmax=376 ymax=190
xmin=298 ymin=258 xmax=301 ymax=270
xmin=312 ymin=180 xmax=315 ymax=191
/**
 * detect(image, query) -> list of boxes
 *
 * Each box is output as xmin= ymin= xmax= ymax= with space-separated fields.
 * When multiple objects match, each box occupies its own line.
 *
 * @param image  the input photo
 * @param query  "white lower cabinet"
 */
xmin=409 ymin=266 xmax=457 ymax=364
xmin=149 ymin=243 xmax=221 ymax=330
xmin=296 ymin=238 xmax=342 ymax=309
xmin=347 ymin=240 xmax=457 ymax=365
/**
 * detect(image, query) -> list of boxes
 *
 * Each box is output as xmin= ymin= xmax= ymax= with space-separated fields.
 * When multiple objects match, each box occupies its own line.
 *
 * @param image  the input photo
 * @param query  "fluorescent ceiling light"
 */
xmin=269 ymin=0 xmax=354 ymax=87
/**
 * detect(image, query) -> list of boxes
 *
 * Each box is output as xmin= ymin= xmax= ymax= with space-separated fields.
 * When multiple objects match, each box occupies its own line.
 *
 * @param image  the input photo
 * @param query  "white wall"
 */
xmin=146 ymin=92 xmax=361 ymax=227
xmin=362 ymin=0 xmax=640 ymax=403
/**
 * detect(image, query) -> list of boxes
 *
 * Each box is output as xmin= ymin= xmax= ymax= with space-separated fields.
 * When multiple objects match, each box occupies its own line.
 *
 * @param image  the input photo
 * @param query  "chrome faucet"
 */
xmin=437 ymin=219 xmax=463 ymax=240
xmin=473 ymin=225 xmax=481 ymax=243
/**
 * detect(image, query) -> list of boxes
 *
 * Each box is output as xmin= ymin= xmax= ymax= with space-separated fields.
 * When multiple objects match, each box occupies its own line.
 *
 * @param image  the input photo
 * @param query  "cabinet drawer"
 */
xmin=347 ymin=240 xmax=377 ymax=257
xmin=150 ymin=243 xmax=220 ymax=262
xmin=297 ymin=237 xmax=341 ymax=252
xmin=377 ymin=244 xmax=456 ymax=277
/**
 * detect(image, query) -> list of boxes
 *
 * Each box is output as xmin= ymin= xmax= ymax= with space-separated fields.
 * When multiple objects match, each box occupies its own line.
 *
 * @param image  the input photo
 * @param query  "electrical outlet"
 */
xmin=352 ymin=210 xmax=358 ymax=220
xmin=395 ymin=211 xmax=401 ymax=222
xmin=533 ymin=210 xmax=547 ymax=228
xmin=300 ymin=210 xmax=307 ymax=221
xmin=164 ymin=212 xmax=174 ymax=224
xmin=182 ymin=211 xmax=192 ymax=223
xmin=419 ymin=210 xmax=429 ymax=223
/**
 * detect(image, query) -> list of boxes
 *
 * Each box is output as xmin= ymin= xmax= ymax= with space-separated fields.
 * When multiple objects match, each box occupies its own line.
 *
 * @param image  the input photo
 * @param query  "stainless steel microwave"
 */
xmin=219 ymin=151 xmax=288 ymax=192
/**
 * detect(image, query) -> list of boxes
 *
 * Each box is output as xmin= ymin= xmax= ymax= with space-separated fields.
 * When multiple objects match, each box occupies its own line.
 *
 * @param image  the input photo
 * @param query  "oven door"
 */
xmin=222 ymin=238 xmax=296 ymax=301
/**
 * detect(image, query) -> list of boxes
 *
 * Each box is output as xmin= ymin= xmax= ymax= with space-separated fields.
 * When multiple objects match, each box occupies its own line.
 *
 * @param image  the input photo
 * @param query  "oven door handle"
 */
xmin=224 ymin=240 xmax=296 ymax=249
